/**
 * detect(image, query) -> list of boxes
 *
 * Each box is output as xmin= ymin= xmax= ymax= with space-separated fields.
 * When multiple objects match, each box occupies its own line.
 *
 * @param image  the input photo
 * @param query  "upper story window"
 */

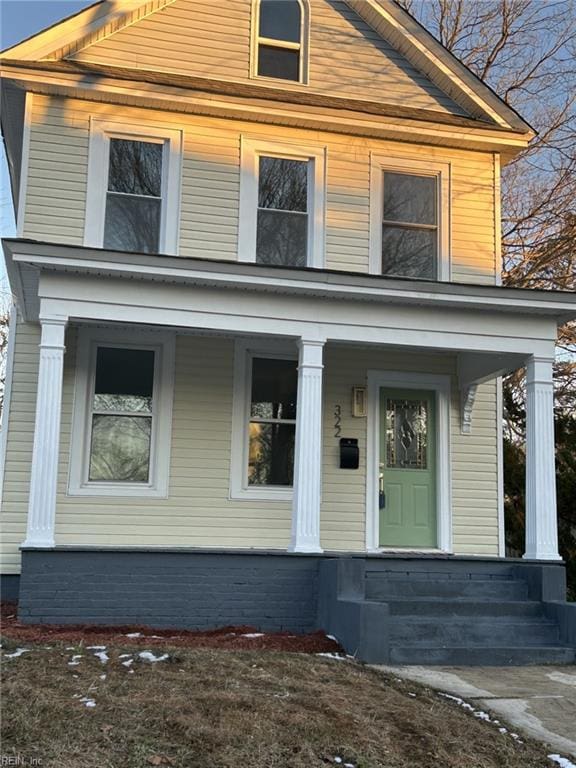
xmin=382 ymin=172 xmax=438 ymax=280
xmin=84 ymin=120 xmax=183 ymax=256
xmin=253 ymin=0 xmax=308 ymax=83
xmin=104 ymin=139 xmax=163 ymax=254
xmin=239 ymin=138 xmax=326 ymax=269
xmin=370 ymin=155 xmax=451 ymax=281
xmin=257 ymin=156 xmax=308 ymax=266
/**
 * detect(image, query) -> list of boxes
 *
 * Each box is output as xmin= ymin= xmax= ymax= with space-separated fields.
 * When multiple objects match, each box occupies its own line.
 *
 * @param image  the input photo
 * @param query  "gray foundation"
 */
xmin=15 ymin=548 xmax=576 ymax=664
xmin=0 ymin=574 xmax=20 ymax=602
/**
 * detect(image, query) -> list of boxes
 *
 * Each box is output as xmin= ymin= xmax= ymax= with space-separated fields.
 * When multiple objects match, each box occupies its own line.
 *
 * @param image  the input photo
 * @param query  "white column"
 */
xmin=289 ymin=338 xmax=325 ymax=553
xmin=23 ymin=316 xmax=67 ymax=548
xmin=524 ymin=355 xmax=561 ymax=561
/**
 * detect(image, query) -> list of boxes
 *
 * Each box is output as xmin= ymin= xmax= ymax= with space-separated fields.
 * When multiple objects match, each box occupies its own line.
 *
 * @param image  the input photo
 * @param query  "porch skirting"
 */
xmin=17 ymin=548 xmax=576 ymax=665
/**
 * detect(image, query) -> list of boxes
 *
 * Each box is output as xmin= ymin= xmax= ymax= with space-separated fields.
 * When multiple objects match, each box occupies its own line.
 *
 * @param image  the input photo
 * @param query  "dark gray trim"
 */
xmin=16 ymin=550 xmax=575 ymax=665
xmin=0 ymin=574 xmax=20 ymax=602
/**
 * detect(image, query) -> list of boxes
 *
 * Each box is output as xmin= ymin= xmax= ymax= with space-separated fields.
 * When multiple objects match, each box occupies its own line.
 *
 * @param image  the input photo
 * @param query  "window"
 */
xmin=238 ymin=138 xmax=326 ymax=268
xmin=104 ymin=139 xmax=163 ymax=254
xmin=257 ymin=156 xmax=308 ymax=266
xmin=369 ymin=156 xmax=450 ymax=281
xmin=254 ymin=0 xmax=306 ymax=82
xmin=85 ymin=120 xmax=183 ymax=256
xmin=249 ymin=357 xmax=297 ymax=485
xmin=69 ymin=328 xmax=175 ymax=498
xmin=230 ymin=341 xmax=298 ymax=501
xmin=89 ymin=347 xmax=155 ymax=483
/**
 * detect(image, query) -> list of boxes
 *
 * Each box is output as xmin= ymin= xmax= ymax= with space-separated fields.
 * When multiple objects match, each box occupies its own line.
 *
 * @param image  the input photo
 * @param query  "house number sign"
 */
xmin=334 ymin=404 xmax=342 ymax=437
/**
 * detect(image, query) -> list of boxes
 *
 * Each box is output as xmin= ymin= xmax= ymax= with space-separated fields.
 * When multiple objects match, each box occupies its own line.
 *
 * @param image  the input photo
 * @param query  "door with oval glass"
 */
xmin=379 ymin=388 xmax=437 ymax=547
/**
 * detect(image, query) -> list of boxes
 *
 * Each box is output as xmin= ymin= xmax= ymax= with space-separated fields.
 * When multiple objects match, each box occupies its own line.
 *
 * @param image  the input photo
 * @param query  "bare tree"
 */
xmin=399 ymin=0 xmax=576 ymax=410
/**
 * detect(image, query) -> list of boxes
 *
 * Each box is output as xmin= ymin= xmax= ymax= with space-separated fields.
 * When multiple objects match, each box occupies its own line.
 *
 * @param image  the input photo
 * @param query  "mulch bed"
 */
xmin=0 ymin=602 xmax=342 ymax=653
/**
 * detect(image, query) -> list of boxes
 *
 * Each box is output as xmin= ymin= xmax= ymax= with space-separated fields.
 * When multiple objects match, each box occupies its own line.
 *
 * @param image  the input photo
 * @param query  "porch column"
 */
xmin=524 ymin=355 xmax=561 ymax=561
xmin=23 ymin=316 xmax=67 ymax=548
xmin=289 ymin=338 xmax=325 ymax=553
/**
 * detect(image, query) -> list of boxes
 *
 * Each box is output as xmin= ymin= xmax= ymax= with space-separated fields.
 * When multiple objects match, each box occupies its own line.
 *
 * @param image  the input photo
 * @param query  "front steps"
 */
xmin=318 ymin=558 xmax=576 ymax=665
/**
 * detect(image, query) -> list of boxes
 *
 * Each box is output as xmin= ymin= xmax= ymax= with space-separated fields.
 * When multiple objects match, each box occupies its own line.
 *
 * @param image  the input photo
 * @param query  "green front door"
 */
xmin=379 ymin=388 xmax=437 ymax=548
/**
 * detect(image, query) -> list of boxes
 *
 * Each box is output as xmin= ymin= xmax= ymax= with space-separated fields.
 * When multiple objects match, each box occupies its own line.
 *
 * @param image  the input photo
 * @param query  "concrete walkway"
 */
xmin=375 ymin=665 xmax=576 ymax=759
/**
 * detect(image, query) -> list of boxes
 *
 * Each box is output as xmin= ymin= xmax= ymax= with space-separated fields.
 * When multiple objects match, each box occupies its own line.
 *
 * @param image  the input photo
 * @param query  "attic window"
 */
xmin=255 ymin=0 xmax=306 ymax=82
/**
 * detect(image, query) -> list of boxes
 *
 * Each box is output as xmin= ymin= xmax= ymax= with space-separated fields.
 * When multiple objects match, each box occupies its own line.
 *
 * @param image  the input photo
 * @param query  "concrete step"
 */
xmin=390 ymin=617 xmax=560 ymax=646
xmin=387 ymin=598 xmax=544 ymax=618
xmin=389 ymin=644 xmax=576 ymax=666
xmin=366 ymin=577 xmax=529 ymax=601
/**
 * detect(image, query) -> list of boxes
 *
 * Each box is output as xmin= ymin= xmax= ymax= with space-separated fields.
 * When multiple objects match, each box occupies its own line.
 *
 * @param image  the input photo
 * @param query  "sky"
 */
xmin=0 ymin=0 xmax=96 ymax=296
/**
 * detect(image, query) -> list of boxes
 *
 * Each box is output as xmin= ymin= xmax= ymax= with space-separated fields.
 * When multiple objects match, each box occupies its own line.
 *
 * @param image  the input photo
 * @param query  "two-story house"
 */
xmin=1 ymin=0 xmax=575 ymax=665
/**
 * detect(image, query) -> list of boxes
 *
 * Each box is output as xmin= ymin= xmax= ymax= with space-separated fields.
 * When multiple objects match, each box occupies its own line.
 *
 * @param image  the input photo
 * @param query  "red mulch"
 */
xmin=0 ymin=602 xmax=342 ymax=654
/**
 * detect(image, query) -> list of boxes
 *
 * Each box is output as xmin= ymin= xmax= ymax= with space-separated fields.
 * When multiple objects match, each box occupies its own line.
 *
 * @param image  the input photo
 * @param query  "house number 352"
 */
xmin=334 ymin=405 xmax=342 ymax=438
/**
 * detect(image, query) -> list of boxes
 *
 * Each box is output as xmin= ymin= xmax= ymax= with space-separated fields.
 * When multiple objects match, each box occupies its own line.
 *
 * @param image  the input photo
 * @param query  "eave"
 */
xmin=0 ymin=60 xmax=533 ymax=159
xmin=4 ymin=239 xmax=575 ymax=327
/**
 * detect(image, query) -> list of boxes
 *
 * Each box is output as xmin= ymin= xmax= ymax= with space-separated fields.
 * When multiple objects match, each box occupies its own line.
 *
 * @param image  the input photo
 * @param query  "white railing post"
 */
xmin=289 ymin=338 xmax=325 ymax=553
xmin=23 ymin=316 xmax=67 ymax=548
xmin=523 ymin=355 xmax=561 ymax=561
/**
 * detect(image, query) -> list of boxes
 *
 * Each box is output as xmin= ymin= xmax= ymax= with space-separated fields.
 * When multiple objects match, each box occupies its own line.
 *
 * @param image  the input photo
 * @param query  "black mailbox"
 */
xmin=340 ymin=438 xmax=359 ymax=469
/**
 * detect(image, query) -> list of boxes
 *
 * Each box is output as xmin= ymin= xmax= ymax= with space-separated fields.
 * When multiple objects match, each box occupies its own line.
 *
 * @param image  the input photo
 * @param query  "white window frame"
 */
xmin=230 ymin=339 xmax=297 ymax=502
xmin=238 ymin=137 xmax=326 ymax=268
xmin=369 ymin=154 xmax=451 ymax=281
xmin=84 ymin=118 xmax=183 ymax=255
xmin=68 ymin=327 xmax=175 ymax=498
xmin=250 ymin=0 xmax=310 ymax=85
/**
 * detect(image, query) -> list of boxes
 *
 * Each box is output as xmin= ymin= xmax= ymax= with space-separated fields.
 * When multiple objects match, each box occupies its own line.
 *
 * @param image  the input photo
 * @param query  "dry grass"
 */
xmin=1 ymin=636 xmax=556 ymax=768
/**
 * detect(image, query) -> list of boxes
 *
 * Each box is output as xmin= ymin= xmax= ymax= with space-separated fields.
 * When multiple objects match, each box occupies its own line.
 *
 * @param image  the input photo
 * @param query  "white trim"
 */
xmin=230 ymin=338 xmax=297 ymax=502
xmin=250 ymin=0 xmax=310 ymax=85
xmin=369 ymin=154 xmax=451 ymax=281
xmin=23 ymin=315 xmax=67 ymax=548
xmin=0 ymin=304 xmax=18 ymax=510
xmin=496 ymin=376 xmax=505 ymax=557
xmin=84 ymin=118 xmax=183 ymax=255
xmin=67 ymin=326 xmax=175 ymax=498
xmin=238 ymin=136 xmax=326 ymax=268
xmin=289 ymin=337 xmax=325 ymax=553
xmin=15 ymin=92 xmax=33 ymax=238
xmin=366 ymin=370 xmax=452 ymax=553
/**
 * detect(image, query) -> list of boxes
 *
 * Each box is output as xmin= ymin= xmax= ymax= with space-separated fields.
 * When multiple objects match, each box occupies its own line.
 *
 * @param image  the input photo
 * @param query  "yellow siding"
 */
xmin=68 ymin=0 xmax=465 ymax=116
xmin=24 ymin=95 xmax=497 ymax=284
xmin=0 ymin=321 xmax=40 ymax=573
xmin=1 ymin=332 xmax=499 ymax=570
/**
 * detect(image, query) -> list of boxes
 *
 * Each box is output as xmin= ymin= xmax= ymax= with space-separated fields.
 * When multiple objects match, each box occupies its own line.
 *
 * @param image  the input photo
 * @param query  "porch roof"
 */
xmin=4 ymin=237 xmax=576 ymax=326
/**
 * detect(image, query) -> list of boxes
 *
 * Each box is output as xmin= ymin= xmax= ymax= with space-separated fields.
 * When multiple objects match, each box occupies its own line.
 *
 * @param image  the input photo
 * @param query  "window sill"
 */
xmin=230 ymin=486 xmax=293 ymax=503
xmin=67 ymin=483 xmax=168 ymax=499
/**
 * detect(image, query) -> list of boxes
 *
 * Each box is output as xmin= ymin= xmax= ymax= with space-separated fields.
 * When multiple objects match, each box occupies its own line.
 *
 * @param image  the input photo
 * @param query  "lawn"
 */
xmin=1 ymin=627 xmax=565 ymax=768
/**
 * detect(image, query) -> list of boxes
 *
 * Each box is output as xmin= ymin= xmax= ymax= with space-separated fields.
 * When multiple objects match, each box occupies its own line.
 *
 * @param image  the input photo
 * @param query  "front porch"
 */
xmin=5 ymin=238 xmax=572 ymax=562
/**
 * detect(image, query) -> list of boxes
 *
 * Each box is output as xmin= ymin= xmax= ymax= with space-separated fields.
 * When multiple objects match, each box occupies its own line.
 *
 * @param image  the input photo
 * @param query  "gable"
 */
xmin=64 ymin=0 xmax=468 ymax=116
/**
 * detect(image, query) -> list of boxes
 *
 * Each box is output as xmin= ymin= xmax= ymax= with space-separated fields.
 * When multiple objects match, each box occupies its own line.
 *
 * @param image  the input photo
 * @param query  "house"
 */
xmin=1 ymin=0 xmax=575 ymax=665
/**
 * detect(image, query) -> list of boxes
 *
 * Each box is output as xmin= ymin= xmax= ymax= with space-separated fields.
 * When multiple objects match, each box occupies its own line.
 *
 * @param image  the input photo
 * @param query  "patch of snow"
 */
xmin=549 ymin=755 xmax=576 ymax=768
xmin=66 ymin=646 xmax=76 ymax=650
xmin=4 ymin=648 xmax=30 ymax=659
xmin=87 ymin=645 xmax=107 ymax=650
xmin=128 ymin=669 xmax=135 ymax=674
xmin=99 ymin=674 xmax=107 ymax=680
xmin=68 ymin=662 xmax=81 ymax=667
xmin=438 ymin=693 xmax=523 ymax=744
xmin=334 ymin=759 xmax=342 ymax=765
xmin=408 ymin=693 xmax=417 ymax=698
xmin=79 ymin=697 xmax=96 ymax=708
xmin=316 ymin=652 xmax=347 ymax=661
xmin=326 ymin=634 xmax=338 ymax=642
xmin=138 ymin=651 xmax=169 ymax=663
xmin=93 ymin=651 xmax=109 ymax=664
xmin=122 ymin=659 xmax=134 ymax=667
xmin=241 ymin=633 xmax=264 ymax=638
xmin=118 ymin=653 xmax=132 ymax=659
xmin=125 ymin=632 xmax=141 ymax=638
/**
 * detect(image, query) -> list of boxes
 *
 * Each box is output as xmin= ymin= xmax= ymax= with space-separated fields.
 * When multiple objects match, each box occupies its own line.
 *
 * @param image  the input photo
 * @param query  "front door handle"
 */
xmin=379 ymin=471 xmax=385 ymax=509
